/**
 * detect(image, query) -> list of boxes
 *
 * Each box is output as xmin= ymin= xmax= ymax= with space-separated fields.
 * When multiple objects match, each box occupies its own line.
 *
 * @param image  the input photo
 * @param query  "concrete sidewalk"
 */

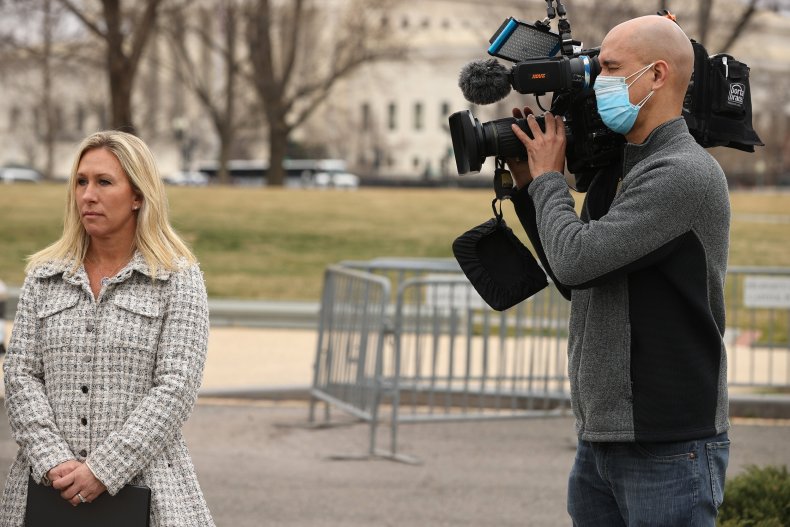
xmin=201 ymin=326 xmax=318 ymax=392
xmin=0 ymin=323 xmax=318 ymax=397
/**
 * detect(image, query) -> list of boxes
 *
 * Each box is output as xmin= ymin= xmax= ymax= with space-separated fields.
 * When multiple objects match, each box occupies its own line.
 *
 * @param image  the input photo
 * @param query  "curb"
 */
xmin=728 ymin=393 xmax=790 ymax=419
xmin=197 ymin=387 xmax=790 ymax=419
xmin=199 ymin=385 xmax=313 ymax=401
xmin=2 ymin=290 xmax=320 ymax=330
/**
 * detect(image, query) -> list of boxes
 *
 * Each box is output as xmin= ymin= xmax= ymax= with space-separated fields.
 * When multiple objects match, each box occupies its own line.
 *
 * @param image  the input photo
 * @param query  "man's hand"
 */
xmin=511 ymin=111 xmax=566 ymax=179
xmin=52 ymin=462 xmax=107 ymax=506
xmin=505 ymin=106 xmax=534 ymax=189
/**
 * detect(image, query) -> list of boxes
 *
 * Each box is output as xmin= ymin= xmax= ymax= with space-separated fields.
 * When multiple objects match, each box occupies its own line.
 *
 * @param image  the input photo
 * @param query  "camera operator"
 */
xmin=508 ymin=15 xmax=730 ymax=526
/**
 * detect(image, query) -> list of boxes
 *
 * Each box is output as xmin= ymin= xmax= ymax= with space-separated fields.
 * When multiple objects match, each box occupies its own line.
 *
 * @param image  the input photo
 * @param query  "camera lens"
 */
xmin=481 ymin=117 xmax=531 ymax=159
xmin=449 ymin=110 xmax=547 ymax=174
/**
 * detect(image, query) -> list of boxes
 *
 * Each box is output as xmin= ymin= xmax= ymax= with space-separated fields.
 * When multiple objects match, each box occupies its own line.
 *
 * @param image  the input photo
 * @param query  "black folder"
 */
xmin=25 ymin=476 xmax=151 ymax=527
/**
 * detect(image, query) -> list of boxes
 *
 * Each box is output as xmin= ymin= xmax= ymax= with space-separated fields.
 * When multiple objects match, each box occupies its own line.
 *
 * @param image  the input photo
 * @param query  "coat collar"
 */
xmin=623 ymin=117 xmax=689 ymax=174
xmin=30 ymin=251 xmax=173 ymax=283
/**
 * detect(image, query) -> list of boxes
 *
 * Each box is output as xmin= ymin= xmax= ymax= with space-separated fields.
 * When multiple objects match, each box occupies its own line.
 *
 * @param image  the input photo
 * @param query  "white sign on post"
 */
xmin=743 ymin=276 xmax=790 ymax=309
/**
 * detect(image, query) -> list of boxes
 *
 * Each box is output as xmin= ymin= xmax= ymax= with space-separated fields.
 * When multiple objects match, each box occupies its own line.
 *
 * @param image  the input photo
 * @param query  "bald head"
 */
xmin=601 ymin=15 xmax=694 ymax=93
xmin=597 ymin=15 xmax=694 ymax=142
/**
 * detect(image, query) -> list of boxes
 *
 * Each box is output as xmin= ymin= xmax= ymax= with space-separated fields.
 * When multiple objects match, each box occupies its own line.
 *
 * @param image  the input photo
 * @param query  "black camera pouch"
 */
xmin=709 ymin=54 xmax=747 ymax=118
xmin=452 ymin=197 xmax=548 ymax=312
xmin=684 ymin=40 xmax=763 ymax=152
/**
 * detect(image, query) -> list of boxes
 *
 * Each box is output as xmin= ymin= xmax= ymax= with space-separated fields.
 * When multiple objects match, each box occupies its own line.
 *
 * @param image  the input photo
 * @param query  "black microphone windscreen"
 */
xmin=458 ymin=59 xmax=512 ymax=105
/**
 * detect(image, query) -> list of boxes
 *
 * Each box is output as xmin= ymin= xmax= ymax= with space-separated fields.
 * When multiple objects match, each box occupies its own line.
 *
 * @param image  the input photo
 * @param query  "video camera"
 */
xmin=448 ymin=2 xmax=763 ymax=188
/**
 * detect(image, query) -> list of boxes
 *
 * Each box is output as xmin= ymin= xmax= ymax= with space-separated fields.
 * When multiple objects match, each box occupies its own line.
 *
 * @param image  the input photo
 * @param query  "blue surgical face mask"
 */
xmin=593 ymin=62 xmax=655 ymax=135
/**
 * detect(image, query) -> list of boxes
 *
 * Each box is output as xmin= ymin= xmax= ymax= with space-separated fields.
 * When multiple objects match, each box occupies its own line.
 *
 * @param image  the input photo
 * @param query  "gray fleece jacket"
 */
xmin=514 ymin=117 xmax=730 ymax=442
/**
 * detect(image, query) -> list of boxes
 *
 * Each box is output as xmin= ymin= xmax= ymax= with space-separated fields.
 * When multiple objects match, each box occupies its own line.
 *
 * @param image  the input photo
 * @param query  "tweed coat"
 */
xmin=0 ymin=252 xmax=215 ymax=526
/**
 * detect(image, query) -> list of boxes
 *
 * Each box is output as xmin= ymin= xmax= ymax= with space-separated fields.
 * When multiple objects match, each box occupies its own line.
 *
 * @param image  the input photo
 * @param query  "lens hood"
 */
xmin=449 ymin=110 xmax=483 ymax=174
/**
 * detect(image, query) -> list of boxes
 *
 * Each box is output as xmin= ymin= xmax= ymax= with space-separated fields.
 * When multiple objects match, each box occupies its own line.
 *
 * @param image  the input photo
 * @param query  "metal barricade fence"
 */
xmin=308 ymin=259 xmax=571 ymax=461
xmin=309 ymin=259 xmax=790 ymax=461
xmin=308 ymin=265 xmax=391 ymax=456
xmin=390 ymin=275 xmax=570 ymax=420
xmin=725 ymin=267 xmax=790 ymax=388
xmin=338 ymin=257 xmax=463 ymax=301
xmin=382 ymin=275 xmax=571 ymax=458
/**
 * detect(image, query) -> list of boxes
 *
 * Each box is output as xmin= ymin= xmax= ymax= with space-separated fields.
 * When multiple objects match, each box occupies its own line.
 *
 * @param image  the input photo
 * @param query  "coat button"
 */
xmin=83 ymin=355 xmax=92 ymax=363
xmin=81 ymin=417 xmax=87 ymax=426
xmin=86 ymin=324 xmax=95 ymax=332
xmin=81 ymin=386 xmax=89 ymax=394
xmin=79 ymin=449 xmax=87 ymax=457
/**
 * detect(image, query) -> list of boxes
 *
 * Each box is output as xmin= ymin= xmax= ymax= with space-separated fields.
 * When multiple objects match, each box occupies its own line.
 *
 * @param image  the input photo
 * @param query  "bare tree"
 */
xmin=658 ymin=0 xmax=759 ymax=52
xmin=245 ymin=0 xmax=406 ymax=186
xmin=57 ymin=0 xmax=165 ymax=134
xmin=719 ymin=0 xmax=759 ymax=53
xmin=41 ymin=0 xmax=56 ymax=180
xmin=577 ymin=0 xmax=761 ymax=53
xmin=697 ymin=0 xmax=715 ymax=47
xmin=164 ymin=0 xmax=251 ymax=184
xmin=0 ymin=0 xmax=66 ymax=179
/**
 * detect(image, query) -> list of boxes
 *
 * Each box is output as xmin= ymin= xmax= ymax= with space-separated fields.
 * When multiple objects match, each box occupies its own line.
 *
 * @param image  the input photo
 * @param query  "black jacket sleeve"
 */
xmin=511 ymin=184 xmax=572 ymax=300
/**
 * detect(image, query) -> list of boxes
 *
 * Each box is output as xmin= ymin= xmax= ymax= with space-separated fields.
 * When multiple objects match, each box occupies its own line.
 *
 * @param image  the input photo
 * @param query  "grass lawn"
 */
xmin=1 ymin=183 xmax=789 ymax=300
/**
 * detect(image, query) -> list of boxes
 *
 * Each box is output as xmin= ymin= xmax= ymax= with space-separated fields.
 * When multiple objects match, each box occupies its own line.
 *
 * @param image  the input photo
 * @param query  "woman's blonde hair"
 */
xmin=27 ymin=130 xmax=196 ymax=276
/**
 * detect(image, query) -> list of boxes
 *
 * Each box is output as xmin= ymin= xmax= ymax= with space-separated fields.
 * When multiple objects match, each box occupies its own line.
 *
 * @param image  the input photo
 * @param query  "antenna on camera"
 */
xmin=544 ymin=0 xmax=556 ymax=19
xmin=542 ymin=1 xmax=575 ymax=55
xmin=555 ymin=1 xmax=575 ymax=55
xmin=555 ymin=0 xmax=567 ymax=17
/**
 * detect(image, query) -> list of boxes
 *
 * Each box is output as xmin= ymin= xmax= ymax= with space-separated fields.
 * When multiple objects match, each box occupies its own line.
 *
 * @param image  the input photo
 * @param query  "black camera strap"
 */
xmin=493 ymin=157 xmax=515 ymax=204
xmin=491 ymin=156 xmax=519 ymax=228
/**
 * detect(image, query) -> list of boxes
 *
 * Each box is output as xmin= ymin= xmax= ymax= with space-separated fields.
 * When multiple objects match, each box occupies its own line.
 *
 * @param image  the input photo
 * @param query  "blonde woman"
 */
xmin=0 ymin=131 xmax=215 ymax=526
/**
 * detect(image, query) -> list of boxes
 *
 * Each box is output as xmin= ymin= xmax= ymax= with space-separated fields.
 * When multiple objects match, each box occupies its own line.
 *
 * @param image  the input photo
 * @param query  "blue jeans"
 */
xmin=567 ymin=432 xmax=730 ymax=526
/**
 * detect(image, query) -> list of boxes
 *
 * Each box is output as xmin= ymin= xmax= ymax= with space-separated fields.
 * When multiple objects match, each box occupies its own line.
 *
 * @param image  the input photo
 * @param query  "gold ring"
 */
xmin=77 ymin=493 xmax=86 ymax=503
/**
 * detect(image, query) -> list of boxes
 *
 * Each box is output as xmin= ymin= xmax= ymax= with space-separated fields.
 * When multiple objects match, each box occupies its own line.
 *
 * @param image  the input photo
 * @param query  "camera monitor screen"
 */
xmin=488 ymin=18 xmax=562 ymax=63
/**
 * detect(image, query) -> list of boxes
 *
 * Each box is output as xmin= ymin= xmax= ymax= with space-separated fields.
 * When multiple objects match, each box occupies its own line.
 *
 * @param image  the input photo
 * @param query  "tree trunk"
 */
xmin=267 ymin=119 xmax=288 ymax=186
xmin=103 ymin=0 xmax=135 ymax=133
xmin=100 ymin=0 xmax=161 ymax=134
xmin=247 ymin=0 xmax=299 ymax=187
xmin=42 ymin=0 xmax=55 ymax=180
xmin=217 ymin=131 xmax=232 ymax=184
xmin=218 ymin=1 xmax=237 ymax=185
xmin=108 ymin=66 xmax=135 ymax=133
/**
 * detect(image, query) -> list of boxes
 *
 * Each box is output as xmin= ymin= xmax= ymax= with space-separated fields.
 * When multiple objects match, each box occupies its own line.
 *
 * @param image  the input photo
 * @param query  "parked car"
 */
xmin=313 ymin=171 xmax=360 ymax=189
xmin=162 ymin=170 xmax=209 ymax=186
xmin=0 ymin=166 xmax=43 ymax=184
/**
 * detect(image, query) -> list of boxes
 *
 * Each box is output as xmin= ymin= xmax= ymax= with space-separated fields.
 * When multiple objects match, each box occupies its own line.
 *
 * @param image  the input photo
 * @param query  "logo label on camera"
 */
xmin=728 ymin=83 xmax=745 ymax=107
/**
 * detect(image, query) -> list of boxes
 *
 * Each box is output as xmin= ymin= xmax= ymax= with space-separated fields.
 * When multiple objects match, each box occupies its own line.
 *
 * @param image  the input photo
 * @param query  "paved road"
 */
xmin=2 ymin=399 xmax=789 ymax=526
xmin=2 ymin=322 xmax=789 ymax=525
